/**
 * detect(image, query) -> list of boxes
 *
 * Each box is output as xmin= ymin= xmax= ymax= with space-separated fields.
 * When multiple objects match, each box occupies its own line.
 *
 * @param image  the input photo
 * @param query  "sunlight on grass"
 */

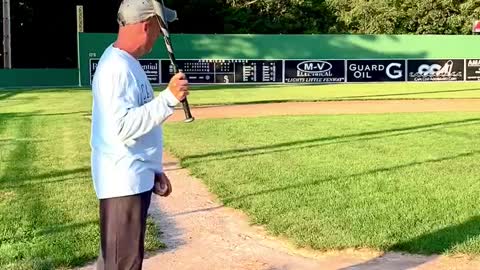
xmin=164 ymin=112 xmax=480 ymax=255
xmin=2 ymin=82 xmax=480 ymax=268
xmin=0 ymin=90 xmax=163 ymax=269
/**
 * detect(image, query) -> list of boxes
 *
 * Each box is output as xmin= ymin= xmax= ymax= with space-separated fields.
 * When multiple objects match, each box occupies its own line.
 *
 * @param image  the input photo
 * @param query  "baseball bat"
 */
xmin=157 ymin=2 xmax=194 ymax=123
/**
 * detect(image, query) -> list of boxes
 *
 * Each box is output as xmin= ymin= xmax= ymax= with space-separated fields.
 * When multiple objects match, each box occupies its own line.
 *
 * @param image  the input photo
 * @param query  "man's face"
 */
xmin=142 ymin=16 xmax=162 ymax=54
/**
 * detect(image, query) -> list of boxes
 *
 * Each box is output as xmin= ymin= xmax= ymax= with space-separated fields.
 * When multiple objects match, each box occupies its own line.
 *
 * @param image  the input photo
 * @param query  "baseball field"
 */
xmin=2 ymin=82 xmax=480 ymax=269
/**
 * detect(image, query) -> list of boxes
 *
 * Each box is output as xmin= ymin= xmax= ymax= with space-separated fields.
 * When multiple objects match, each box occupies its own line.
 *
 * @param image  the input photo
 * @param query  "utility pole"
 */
xmin=3 ymin=0 xmax=12 ymax=68
xmin=76 ymin=5 xmax=84 ymax=86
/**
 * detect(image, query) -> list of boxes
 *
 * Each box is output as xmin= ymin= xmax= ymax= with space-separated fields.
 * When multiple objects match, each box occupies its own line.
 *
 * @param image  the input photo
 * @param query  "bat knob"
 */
xmin=184 ymin=117 xmax=195 ymax=123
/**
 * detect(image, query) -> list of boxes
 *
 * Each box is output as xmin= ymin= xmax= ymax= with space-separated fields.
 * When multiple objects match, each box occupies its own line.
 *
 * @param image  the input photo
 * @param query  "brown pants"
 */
xmin=96 ymin=190 xmax=153 ymax=270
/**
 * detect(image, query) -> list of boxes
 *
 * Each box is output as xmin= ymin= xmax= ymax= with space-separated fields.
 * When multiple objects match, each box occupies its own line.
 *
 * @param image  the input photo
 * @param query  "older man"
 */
xmin=90 ymin=0 xmax=188 ymax=269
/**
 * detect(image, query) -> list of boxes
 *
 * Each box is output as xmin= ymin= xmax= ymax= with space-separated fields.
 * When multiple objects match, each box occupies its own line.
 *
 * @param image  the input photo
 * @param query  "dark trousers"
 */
xmin=96 ymin=190 xmax=153 ymax=270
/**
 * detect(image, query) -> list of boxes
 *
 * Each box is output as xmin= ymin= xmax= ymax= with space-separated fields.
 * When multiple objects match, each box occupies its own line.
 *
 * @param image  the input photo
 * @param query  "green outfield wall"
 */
xmin=79 ymin=34 xmax=480 ymax=85
xmin=2 ymin=34 xmax=479 ymax=88
xmin=0 ymin=69 xmax=78 ymax=88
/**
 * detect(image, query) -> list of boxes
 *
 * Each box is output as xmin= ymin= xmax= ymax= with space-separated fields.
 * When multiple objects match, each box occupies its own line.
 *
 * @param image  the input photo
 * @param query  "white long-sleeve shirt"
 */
xmin=90 ymin=44 xmax=179 ymax=199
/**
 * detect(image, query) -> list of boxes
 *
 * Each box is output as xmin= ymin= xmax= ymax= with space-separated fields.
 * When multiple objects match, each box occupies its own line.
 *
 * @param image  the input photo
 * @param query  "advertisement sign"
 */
xmin=89 ymin=59 xmax=98 ymax=83
xmin=346 ymin=60 xmax=406 ymax=82
xmin=140 ymin=59 xmax=161 ymax=84
xmin=87 ymin=58 xmax=474 ymax=85
xmin=284 ymin=60 xmax=345 ymax=83
xmin=407 ymin=59 xmax=464 ymax=81
xmin=89 ymin=59 xmax=161 ymax=84
xmin=466 ymin=59 xmax=480 ymax=81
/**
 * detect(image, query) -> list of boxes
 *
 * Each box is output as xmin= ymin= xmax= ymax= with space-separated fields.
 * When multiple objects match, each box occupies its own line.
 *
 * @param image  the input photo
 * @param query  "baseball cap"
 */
xmin=117 ymin=0 xmax=178 ymax=26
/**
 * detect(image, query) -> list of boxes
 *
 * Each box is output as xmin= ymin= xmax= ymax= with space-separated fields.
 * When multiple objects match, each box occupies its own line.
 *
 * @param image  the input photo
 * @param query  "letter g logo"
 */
xmin=386 ymin=63 xmax=403 ymax=79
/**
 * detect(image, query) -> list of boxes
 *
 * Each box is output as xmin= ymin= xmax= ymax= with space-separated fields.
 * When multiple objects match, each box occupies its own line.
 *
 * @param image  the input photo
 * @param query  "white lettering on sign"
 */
xmin=386 ymin=63 xmax=403 ymax=79
xmin=410 ymin=60 xmax=463 ymax=80
xmin=417 ymin=61 xmax=453 ymax=76
xmin=354 ymin=71 xmax=372 ymax=79
xmin=297 ymin=61 xmax=332 ymax=73
xmin=349 ymin=64 xmax=385 ymax=72
xmin=468 ymin=60 xmax=480 ymax=67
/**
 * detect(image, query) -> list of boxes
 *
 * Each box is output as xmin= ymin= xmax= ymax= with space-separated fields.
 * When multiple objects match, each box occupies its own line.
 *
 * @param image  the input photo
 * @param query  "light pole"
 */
xmin=2 ymin=0 xmax=12 ymax=68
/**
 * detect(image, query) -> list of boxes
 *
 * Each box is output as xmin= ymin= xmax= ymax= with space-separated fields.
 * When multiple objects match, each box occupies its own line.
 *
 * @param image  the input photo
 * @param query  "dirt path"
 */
xmin=167 ymin=99 xmax=480 ymax=122
xmin=79 ymin=100 xmax=480 ymax=269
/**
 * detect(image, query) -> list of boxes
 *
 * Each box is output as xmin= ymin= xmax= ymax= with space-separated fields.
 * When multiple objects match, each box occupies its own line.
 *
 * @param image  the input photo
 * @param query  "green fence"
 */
xmin=0 ymin=69 xmax=78 ymax=88
xmin=79 ymin=33 xmax=480 ymax=85
xmin=1 ymin=34 xmax=478 ymax=88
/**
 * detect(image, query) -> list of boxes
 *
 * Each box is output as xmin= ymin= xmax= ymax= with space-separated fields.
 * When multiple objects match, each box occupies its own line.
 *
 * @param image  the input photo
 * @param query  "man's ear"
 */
xmin=142 ymin=21 xmax=149 ymax=33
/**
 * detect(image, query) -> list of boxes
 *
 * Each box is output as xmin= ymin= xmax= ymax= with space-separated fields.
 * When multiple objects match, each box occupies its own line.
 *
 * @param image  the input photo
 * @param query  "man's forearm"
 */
xmin=115 ymin=89 xmax=179 ymax=143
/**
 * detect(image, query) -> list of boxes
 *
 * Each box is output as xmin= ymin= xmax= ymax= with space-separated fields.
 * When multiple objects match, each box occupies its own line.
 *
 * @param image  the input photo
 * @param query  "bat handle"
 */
xmin=181 ymin=98 xmax=194 ymax=123
xmin=172 ymin=64 xmax=194 ymax=123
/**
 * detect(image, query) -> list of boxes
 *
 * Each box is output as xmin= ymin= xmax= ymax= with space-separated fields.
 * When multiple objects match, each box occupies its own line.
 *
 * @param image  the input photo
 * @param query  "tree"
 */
xmin=327 ymin=0 xmax=401 ymax=34
xmin=221 ymin=0 xmax=336 ymax=34
xmin=5 ymin=0 xmax=480 ymax=68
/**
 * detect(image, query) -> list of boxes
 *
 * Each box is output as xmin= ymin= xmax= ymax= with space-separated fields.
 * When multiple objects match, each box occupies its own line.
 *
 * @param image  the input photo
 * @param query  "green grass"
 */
xmin=3 ymin=82 xmax=480 ymax=110
xmin=0 ymin=91 xmax=163 ymax=269
xmin=185 ymin=82 xmax=480 ymax=105
xmin=1 ymin=82 xmax=480 ymax=267
xmin=163 ymin=112 xmax=480 ymax=255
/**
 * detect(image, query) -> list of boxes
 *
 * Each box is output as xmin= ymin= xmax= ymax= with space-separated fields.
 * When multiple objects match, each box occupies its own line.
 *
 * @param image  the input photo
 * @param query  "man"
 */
xmin=90 ymin=0 xmax=188 ymax=269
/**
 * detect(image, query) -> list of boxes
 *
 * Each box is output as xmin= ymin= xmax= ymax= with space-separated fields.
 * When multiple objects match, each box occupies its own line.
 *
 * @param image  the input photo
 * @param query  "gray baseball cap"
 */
xmin=117 ymin=0 xmax=178 ymax=26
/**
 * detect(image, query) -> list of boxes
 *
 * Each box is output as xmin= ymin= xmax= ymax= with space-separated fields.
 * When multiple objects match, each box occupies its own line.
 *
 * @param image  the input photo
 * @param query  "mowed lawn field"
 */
xmin=165 ymin=113 xmax=480 ymax=255
xmin=0 ymin=90 xmax=163 ymax=269
xmin=1 ymin=82 xmax=480 ymax=269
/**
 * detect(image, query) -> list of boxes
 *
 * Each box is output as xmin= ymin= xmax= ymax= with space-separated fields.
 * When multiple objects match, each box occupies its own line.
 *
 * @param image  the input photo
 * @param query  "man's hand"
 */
xmin=168 ymin=72 xmax=189 ymax=102
xmin=153 ymin=172 xmax=172 ymax=197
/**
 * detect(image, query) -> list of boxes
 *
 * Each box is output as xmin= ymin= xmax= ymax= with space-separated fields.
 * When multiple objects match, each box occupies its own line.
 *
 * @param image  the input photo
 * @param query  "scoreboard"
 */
xmin=160 ymin=59 xmax=283 ymax=84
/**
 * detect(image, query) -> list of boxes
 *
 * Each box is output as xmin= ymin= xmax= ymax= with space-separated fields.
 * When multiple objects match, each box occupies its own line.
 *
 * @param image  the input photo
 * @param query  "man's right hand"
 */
xmin=153 ymin=172 xmax=172 ymax=197
xmin=168 ymin=72 xmax=189 ymax=102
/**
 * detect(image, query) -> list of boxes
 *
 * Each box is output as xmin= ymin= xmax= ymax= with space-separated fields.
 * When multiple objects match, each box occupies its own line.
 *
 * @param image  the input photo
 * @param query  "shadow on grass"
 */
xmin=0 ymin=175 xmax=85 ymax=190
xmin=0 ymin=89 xmax=37 ymax=101
xmin=0 ymin=111 xmax=90 ymax=118
xmin=0 ymin=87 xmax=90 ymax=92
xmin=0 ymin=112 xmax=96 ymax=270
xmin=0 ymin=167 xmax=90 ymax=184
xmin=0 ymin=220 xmax=97 ymax=244
xmin=340 ymin=216 xmax=480 ymax=269
xmin=0 ymin=115 xmax=67 ymax=269
xmin=222 ymin=150 xmax=480 ymax=204
xmin=340 ymin=88 xmax=480 ymax=99
xmin=0 ymin=92 xmax=20 ymax=101
xmin=390 ymin=216 xmax=480 ymax=255
xmin=183 ymin=117 xmax=480 ymax=164
xmin=181 ymin=118 xmax=480 ymax=166
xmin=35 ymin=220 xmax=98 ymax=238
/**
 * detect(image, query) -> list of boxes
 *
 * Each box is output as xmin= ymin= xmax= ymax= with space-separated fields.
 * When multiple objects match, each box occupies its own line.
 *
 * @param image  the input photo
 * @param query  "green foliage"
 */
xmin=327 ymin=0 xmax=480 ymax=34
xmin=222 ymin=0 xmax=336 ymax=33
xmin=166 ymin=0 xmax=480 ymax=34
xmin=7 ymin=0 xmax=480 ymax=68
